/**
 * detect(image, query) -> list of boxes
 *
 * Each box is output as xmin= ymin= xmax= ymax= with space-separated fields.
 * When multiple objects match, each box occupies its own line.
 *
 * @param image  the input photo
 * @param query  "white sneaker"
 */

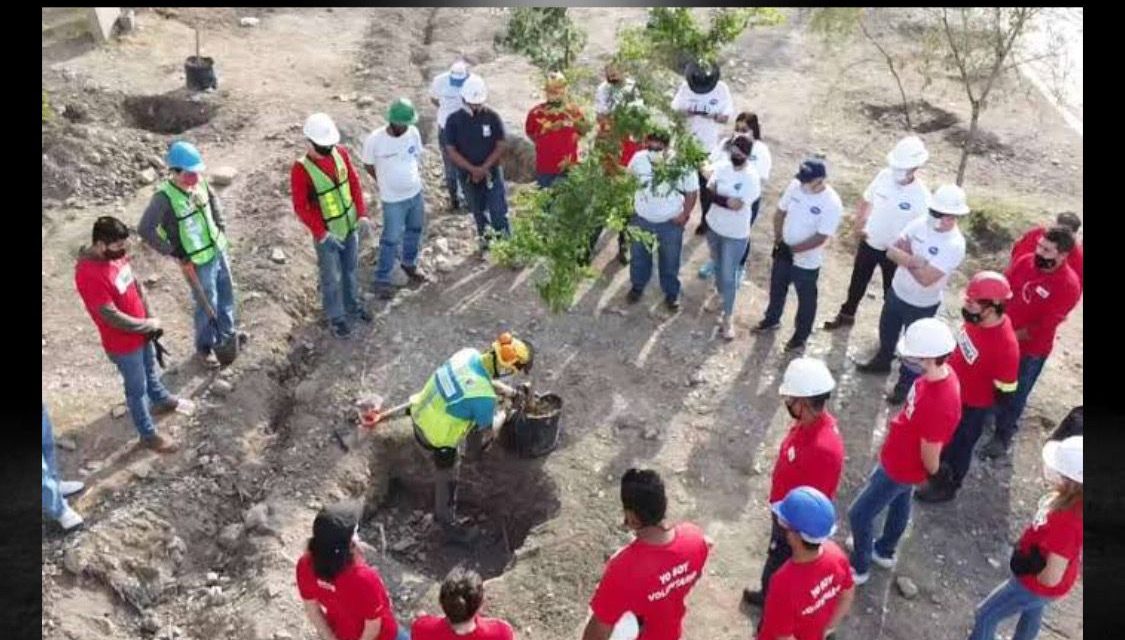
xmin=852 ymin=568 xmax=870 ymax=585
xmin=57 ymin=507 xmax=84 ymax=531
xmin=872 ymin=548 xmax=897 ymax=569
xmin=59 ymin=480 xmax=85 ymax=498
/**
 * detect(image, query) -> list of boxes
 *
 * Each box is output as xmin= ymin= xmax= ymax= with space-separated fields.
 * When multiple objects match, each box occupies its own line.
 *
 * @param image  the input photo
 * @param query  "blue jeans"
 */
xmin=941 ymin=406 xmax=993 ymax=487
xmin=993 ymin=355 xmax=1048 ymax=446
xmin=42 ymin=404 xmax=67 ymax=519
xmin=848 ymin=464 xmax=914 ymax=575
xmin=395 ymin=627 xmax=410 ymax=640
xmin=191 ymin=251 xmax=236 ymax=355
xmin=108 ymin=343 xmax=172 ymax=440
xmin=536 ymin=172 xmax=563 ymax=189
xmin=315 ymin=231 xmax=360 ymax=323
xmin=629 ymin=215 xmax=684 ymax=301
xmin=969 ymin=577 xmax=1050 ymax=640
xmin=762 ymin=255 xmax=820 ymax=343
xmin=737 ymin=198 xmax=762 ymax=267
xmin=375 ymin=193 xmax=426 ymax=285
xmin=706 ymin=230 xmax=749 ymax=316
xmin=876 ymin=288 xmax=939 ymax=368
xmin=437 ymin=127 xmax=463 ymax=203
xmin=460 ymin=166 xmax=510 ymax=238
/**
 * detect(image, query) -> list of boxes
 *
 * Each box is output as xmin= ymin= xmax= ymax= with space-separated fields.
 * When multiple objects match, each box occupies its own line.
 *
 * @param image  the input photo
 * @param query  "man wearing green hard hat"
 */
xmin=361 ymin=97 xmax=429 ymax=300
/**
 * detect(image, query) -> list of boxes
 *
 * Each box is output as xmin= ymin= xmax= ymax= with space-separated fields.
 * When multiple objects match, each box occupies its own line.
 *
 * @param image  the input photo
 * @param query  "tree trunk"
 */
xmin=956 ymin=104 xmax=980 ymax=186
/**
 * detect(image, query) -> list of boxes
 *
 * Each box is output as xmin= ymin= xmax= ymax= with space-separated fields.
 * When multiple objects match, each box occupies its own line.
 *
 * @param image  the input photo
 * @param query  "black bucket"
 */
xmin=185 ymin=56 xmax=217 ymax=91
xmin=501 ymin=393 xmax=562 ymax=458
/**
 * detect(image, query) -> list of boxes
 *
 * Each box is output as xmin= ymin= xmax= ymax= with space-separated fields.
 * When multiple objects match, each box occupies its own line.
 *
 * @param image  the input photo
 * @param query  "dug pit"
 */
xmin=123 ymin=93 xmax=218 ymax=134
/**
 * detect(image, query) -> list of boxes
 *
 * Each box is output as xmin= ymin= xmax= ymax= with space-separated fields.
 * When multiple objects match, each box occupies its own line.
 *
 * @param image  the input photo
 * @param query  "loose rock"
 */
xmin=139 ymin=168 xmax=158 ymax=184
xmin=896 ymin=576 xmax=919 ymax=600
xmin=239 ymin=17 xmax=260 ymax=28
xmin=56 ymin=437 xmax=77 ymax=452
xmin=210 ymin=166 xmax=238 ymax=186
xmin=217 ymin=523 xmax=243 ymax=551
xmin=211 ymin=380 xmax=234 ymax=397
xmin=270 ymin=248 xmax=287 ymax=264
xmin=112 ymin=404 xmax=128 ymax=419
xmin=357 ymin=95 xmax=375 ymax=107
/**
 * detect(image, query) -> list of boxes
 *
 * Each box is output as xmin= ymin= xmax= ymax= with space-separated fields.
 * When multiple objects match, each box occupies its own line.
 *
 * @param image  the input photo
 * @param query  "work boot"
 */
xmin=741 ymin=588 xmax=765 ymax=608
xmin=141 ymin=434 xmax=179 ymax=454
xmin=59 ymin=480 xmax=86 ymax=498
xmin=703 ymin=296 xmax=722 ymax=315
xmin=374 ymin=283 xmax=396 ymax=300
xmin=196 ymin=351 xmax=220 ymax=369
xmin=616 ymin=236 xmax=629 ymax=265
xmin=698 ymin=260 xmax=716 ymax=280
xmin=664 ymin=296 xmax=681 ymax=312
xmin=330 ymin=320 xmax=352 ymax=339
xmin=626 ymin=289 xmax=643 ymax=304
xmin=784 ymin=337 xmax=807 ymax=352
xmin=823 ymin=313 xmax=855 ymax=331
xmin=57 ymin=506 xmax=84 ymax=531
xmin=151 ymin=396 xmax=184 ymax=417
xmin=979 ymin=436 xmax=1010 ymax=460
xmin=353 ymin=308 xmax=374 ymax=323
xmin=721 ymin=315 xmax=736 ymax=341
xmin=751 ymin=320 xmax=780 ymax=335
xmin=855 ymin=357 xmax=892 ymax=374
xmin=915 ymin=477 xmax=958 ymax=504
xmin=402 ymin=264 xmax=429 ymax=284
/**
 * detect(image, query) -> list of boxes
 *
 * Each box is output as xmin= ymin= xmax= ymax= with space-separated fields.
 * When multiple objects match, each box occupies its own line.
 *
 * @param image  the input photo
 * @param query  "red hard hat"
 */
xmin=967 ymin=271 xmax=1012 ymax=301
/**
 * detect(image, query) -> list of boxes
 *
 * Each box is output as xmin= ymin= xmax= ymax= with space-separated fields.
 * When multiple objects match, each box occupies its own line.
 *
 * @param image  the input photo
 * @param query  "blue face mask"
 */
xmin=450 ymin=75 xmax=467 ymax=88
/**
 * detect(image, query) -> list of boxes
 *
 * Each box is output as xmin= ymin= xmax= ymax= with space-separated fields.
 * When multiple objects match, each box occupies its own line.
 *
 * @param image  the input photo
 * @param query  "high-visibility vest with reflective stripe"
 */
xmin=299 ymin=148 xmax=357 ymax=241
xmin=410 ymin=348 xmax=496 ymax=449
xmin=157 ymin=179 xmax=227 ymax=265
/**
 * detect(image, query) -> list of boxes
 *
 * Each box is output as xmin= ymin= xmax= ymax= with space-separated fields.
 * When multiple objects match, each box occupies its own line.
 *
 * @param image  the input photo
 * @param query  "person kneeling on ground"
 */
xmin=412 ymin=566 xmax=515 ymax=640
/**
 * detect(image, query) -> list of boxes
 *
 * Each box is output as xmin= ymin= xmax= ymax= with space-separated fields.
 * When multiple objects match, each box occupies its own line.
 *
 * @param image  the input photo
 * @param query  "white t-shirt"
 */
xmin=705 ymin=160 xmax=761 ymax=240
xmin=629 ymin=151 xmax=701 ymax=223
xmin=709 ymin=136 xmax=772 ymax=189
xmin=861 ymin=168 xmax=931 ymax=250
xmin=890 ymin=217 xmax=967 ymax=308
xmin=778 ymin=179 xmax=844 ymax=270
xmin=431 ymin=72 xmax=479 ymax=129
xmin=361 ymin=126 xmax=424 ymax=203
xmin=670 ymin=81 xmax=735 ymax=152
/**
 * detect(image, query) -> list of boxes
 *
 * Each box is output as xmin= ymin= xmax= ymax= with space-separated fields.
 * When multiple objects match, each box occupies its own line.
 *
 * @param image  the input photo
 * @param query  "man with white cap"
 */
xmin=857 ymin=184 xmax=969 ymax=405
xmin=848 ymin=318 xmax=962 ymax=585
xmin=443 ymin=75 xmax=510 ymax=254
xmin=431 ymin=59 xmax=476 ymax=211
xmin=291 ymin=112 xmax=372 ymax=339
xmin=743 ymin=358 xmax=845 ymax=609
xmin=757 ymin=487 xmax=856 ymax=640
xmin=824 ymin=136 xmax=931 ymax=330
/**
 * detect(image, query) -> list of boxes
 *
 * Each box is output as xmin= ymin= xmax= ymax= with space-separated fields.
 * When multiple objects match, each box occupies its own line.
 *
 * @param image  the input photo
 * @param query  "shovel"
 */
xmin=180 ymin=262 xmax=239 ymax=366
xmin=333 ymin=395 xmax=412 ymax=452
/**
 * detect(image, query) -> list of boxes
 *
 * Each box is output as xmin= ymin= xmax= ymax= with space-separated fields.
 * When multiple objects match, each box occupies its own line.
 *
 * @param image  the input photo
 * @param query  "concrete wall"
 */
xmin=88 ymin=7 xmax=121 ymax=43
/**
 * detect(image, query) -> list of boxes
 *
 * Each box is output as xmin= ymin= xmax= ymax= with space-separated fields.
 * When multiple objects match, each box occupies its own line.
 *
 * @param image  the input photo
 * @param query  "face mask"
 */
xmin=1034 ymin=255 xmax=1056 ymax=270
xmin=928 ymin=215 xmax=945 ymax=231
xmin=892 ymin=168 xmax=911 ymax=182
xmin=784 ymin=399 xmax=801 ymax=420
xmin=104 ymin=248 xmax=126 ymax=260
xmin=730 ymin=153 xmax=747 ymax=167
xmin=312 ymin=144 xmax=334 ymax=156
xmin=179 ymin=171 xmax=200 ymax=188
xmin=961 ymin=306 xmax=983 ymax=324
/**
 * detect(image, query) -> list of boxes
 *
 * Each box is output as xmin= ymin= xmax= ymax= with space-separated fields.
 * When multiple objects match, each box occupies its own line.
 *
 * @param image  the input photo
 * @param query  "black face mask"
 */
xmin=388 ymin=124 xmax=407 ymax=136
xmin=730 ymin=154 xmax=747 ymax=167
xmin=785 ymin=399 xmax=801 ymax=420
xmin=1034 ymin=255 xmax=1056 ymax=271
xmin=312 ymin=144 xmax=334 ymax=156
xmin=961 ymin=306 xmax=984 ymax=325
xmin=104 ymin=248 xmax=126 ymax=260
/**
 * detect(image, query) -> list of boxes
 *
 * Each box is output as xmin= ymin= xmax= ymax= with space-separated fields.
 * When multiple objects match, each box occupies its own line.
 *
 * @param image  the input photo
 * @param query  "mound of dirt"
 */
xmin=861 ymin=99 xmax=959 ymax=134
xmin=944 ymin=125 xmax=1012 ymax=157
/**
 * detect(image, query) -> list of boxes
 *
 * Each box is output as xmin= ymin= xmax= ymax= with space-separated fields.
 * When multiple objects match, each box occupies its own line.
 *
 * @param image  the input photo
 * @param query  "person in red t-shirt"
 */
xmin=582 ymin=468 xmax=711 ymax=640
xmin=296 ymin=503 xmax=404 ymax=640
xmin=743 ymin=358 xmax=845 ymax=609
xmin=758 ymin=487 xmax=856 ymax=640
xmin=916 ymin=271 xmax=1019 ymax=504
xmin=74 ymin=216 xmax=184 ymax=454
xmin=411 ymin=566 xmax=514 ymax=640
xmin=525 ymin=71 xmax=589 ymax=189
xmin=847 ymin=318 xmax=961 ymax=582
xmin=1010 ymin=212 xmax=1082 ymax=290
xmin=982 ymin=227 xmax=1082 ymax=460
xmin=291 ymin=112 xmax=372 ymax=340
xmin=968 ymin=437 xmax=1082 ymax=640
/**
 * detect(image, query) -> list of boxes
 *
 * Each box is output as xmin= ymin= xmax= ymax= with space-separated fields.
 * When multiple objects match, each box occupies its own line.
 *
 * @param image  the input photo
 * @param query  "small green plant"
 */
xmin=498 ymin=8 xmax=587 ymax=72
xmin=621 ymin=8 xmax=784 ymax=72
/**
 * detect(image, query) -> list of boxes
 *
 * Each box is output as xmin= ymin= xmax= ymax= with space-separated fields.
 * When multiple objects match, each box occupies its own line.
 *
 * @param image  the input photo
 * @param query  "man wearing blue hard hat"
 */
xmin=757 ymin=486 xmax=856 ymax=640
xmin=139 ymin=140 xmax=239 ymax=369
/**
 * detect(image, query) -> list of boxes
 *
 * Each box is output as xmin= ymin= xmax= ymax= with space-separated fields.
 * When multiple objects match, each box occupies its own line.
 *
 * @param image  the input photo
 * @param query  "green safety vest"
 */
xmin=299 ymin=148 xmax=357 ymax=241
xmin=157 ymin=179 xmax=228 ymax=266
xmin=411 ymin=349 xmax=497 ymax=449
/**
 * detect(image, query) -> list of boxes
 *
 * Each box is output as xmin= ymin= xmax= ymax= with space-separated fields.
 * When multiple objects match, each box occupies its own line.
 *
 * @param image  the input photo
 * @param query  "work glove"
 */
xmin=1009 ymin=544 xmax=1047 ymax=576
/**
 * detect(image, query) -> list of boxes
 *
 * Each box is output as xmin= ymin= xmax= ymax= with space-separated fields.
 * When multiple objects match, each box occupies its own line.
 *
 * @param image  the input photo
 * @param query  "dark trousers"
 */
xmin=839 ymin=241 xmax=897 ymax=317
xmin=762 ymin=254 xmax=820 ymax=343
xmin=758 ymin=514 xmax=792 ymax=597
xmin=695 ymin=169 xmax=713 ymax=233
xmin=874 ymin=289 xmax=940 ymax=367
xmin=993 ymin=355 xmax=1048 ymax=446
xmin=940 ymin=406 xmax=994 ymax=488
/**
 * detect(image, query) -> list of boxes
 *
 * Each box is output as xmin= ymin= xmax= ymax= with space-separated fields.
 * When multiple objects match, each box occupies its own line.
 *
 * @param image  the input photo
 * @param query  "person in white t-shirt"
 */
xmin=824 ymin=136 xmax=931 ymax=330
xmin=625 ymin=128 xmax=700 ymax=311
xmin=591 ymin=62 xmax=644 ymax=266
xmin=752 ymin=158 xmax=844 ymax=351
xmin=702 ymin=135 xmax=761 ymax=339
xmin=361 ymin=98 xmax=428 ymax=300
xmin=857 ymin=184 xmax=970 ymax=403
xmin=430 ymin=60 xmax=476 ymax=211
xmin=671 ymin=60 xmax=734 ymax=238
xmin=698 ymin=111 xmax=772 ymax=281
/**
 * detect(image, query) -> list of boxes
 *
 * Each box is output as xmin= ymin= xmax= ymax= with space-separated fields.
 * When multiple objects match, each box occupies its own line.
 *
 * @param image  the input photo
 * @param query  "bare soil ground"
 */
xmin=42 ymin=8 xmax=1082 ymax=640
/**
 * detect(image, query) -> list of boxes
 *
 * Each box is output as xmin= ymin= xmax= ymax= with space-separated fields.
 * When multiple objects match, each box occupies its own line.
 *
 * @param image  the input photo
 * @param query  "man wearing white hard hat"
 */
xmin=443 ymin=75 xmax=511 ymax=254
xmin=743 ymin=358 xmax=845 ymax=611
xmin=824 ymin=136 xmax=931 ymax=331
xmin=967 ymin=436 xmax=1082 ymax=640
xmin=857 ymin=184 xmax=969 ymax=405
xmin=291 ymin=112 xmax=373 ymax=339
xmin=848 ymin=318 xmax=962 ymax=585
xmin=431 ymin=59 xmax=477 ymax=211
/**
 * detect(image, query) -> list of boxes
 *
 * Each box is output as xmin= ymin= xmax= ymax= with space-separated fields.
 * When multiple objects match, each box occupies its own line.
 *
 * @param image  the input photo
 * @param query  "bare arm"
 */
xmin=98 ymin=304 xmax=159 ymax=335
xmin=1037 ymin=552 xmax=1070 ymax=588
xmin=825 ymin=586 xmax=856 ymax=632
xmin=920 ymin=440 xmax=942 ymax=476
xmin=773 ymin=208 xmax=787 ymax=243
xmin=853 ymin=199 xmax=872 ymax=235
xmin=363 ymin=164 xmax=378 ymax=184
xmin=581 ymin=616 xmax=613 ymax=640
xmin=789 ymin=233 xmax=830 ymax=253
xmin=358 ymin=618 xmax=383 ymax=640
xmin=303 ymin=601 xmax=340 ymax=640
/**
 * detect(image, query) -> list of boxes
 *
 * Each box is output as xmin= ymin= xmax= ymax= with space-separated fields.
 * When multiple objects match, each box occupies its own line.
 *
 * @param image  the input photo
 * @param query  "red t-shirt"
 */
xmin=758 ymin=542 xmax=854 ymax=640
xmin=525 ymin=102 xmax=584 ymax=175
xmin=618 ymin=137 xmax=642 ymax=168
xmin=411 ymin=614 xmax=514 ymax=640
xmin=1005 ymin=254 xmax=1082 ymax=358
xmin=295 ymin=553 xmax=398 ymax=640
xmin=1010 ymin=226 xmax=1083 ymax=290
xmin=880 ymin=373 xmax=962 ymax=485
xmin=589 ymin=522 xmax=711 ymax=640
xmin=949 ymin=317 xmax=1020 ymax=408
xmin=74 ymin=254 xmax=149 ymax=355
xmin=290 ymin=145 xmax=369 ymax=242
xmin=769 ymin=412 xmax=846 ymax=503
xmin=1016 ymin=497 xmax=1083 ymax=598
